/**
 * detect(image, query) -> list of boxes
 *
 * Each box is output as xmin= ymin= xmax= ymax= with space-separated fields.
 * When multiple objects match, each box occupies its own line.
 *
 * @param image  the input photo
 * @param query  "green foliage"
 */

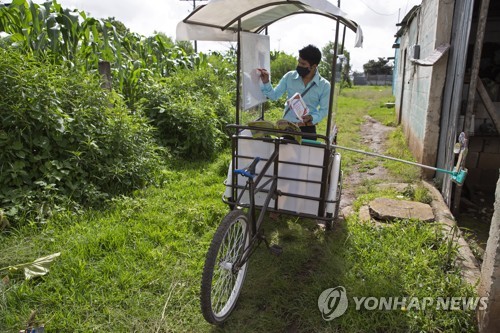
xmin=0 ymin=48 xmax=163 ymax=225
xmin=0 ymin=0 xmax=204 ymax=108
xmin=116 ymin=32 xmax=208 ymax=109
xmin=403 ymin=184 xmax=433 ymax=204
xmin=369 ymin=103 xmax=397 ymax=126
xmin=319 ymin=41 xmax=351 ymax=88
xmin=138 ymin=65 xmax=234 ymax=160
xmin=0 ymin=157 xmax=229 ymax=332
xmin=363 ymin=57 xmax=393 ymax=75
xmin=0 ymin=87 xmax=477 ymax=332
xmin=0 ymin=0 xmax=109 ymax=67
xmin=269 ymin=50 xmax=296 ymax=85
xmin=384 ymin=128 xmax=421 ymax=182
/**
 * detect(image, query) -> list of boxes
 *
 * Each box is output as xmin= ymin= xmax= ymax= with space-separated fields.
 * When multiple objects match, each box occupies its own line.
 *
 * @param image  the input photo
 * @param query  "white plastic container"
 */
xmin=224 ymin=130 xmax=329 ymax=215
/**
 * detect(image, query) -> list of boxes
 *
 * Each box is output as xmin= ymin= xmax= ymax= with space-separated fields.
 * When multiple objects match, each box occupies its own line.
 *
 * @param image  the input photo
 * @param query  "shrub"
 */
xmin=270 ymin=51 xmax=296 ymax=85
xmin=0 ymin=48 xmax=164 ymax=225
xmin=139 ymin=66 xmax=234 ymax=160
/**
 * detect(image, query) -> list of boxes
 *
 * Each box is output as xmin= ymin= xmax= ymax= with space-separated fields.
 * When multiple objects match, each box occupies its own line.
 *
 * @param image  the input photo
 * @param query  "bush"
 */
xmin=270 ymin=51 xmax=296 ymax=85
xmin=0 ymin=48 xmax=164 ymax=225
xmin=139 ymin=66 xmax=234 ymax=160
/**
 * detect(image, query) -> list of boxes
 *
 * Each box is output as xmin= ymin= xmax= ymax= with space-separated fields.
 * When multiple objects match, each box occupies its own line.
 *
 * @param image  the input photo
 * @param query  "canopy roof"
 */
xmin=176 ymin=0 xmax=363 ymax=47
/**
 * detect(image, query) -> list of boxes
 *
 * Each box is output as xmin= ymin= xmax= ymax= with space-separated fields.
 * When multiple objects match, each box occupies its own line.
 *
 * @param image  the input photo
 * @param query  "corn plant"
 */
xmin=0 ymin=0 xmax=204 ymax=106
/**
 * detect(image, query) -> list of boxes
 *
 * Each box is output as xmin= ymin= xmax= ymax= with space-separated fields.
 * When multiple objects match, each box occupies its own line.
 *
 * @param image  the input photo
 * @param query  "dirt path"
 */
xmin=339 ymin=115 xmax=395 ymax=210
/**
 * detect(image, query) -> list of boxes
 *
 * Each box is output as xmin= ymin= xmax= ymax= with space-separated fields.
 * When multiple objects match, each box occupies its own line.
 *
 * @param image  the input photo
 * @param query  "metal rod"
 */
xmin=332 ymin=145 xmax=454 ymax=174
xmin=236 ymin=19 xmax=241 ymax=125
xmin=341 ymin=25 xmax=346 ymax=54
xmin=326 ymin=14 xmax=341 ymax=140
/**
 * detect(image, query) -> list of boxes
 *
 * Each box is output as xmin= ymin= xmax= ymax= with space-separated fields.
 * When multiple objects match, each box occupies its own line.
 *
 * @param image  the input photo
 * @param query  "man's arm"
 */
xmin=308 ymin=83 xmax=331 ymax=125
xmin=259 ymin=69 xmax=288 ymax=101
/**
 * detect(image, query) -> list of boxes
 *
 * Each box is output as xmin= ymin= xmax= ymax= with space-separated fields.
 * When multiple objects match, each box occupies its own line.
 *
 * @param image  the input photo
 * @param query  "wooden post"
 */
xmin=477 ymin=78 xmax=500 ymax=134
xmin=463 ymin=0 xmax=490 ymax=134
xmin=453 ymin=0 xmax=490 ymax=215
xmin=98 ymin=61 xmax=112 ymax=91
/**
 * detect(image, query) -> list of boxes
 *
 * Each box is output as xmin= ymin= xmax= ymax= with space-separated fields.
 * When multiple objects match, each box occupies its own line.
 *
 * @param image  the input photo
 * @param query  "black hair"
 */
xmin=298 ymin=44 xmax=322 ymax=66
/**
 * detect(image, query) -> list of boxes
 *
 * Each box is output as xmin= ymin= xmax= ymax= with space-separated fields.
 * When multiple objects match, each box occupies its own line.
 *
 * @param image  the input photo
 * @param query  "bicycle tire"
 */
xmin=334 ymin=168 xmax=343 ymax=220
xmin=200 ymin=210 xmax=250 ymax=324
xmin=326 ymin=159 xmax=342 ymax=230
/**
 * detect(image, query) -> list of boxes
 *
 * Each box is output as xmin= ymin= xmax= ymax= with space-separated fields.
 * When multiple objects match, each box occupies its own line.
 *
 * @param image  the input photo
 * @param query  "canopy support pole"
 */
xmin=326 ymin=7 xmax=340 ymax=141
xmin=236 ymin=19 xmax=242 ymax=125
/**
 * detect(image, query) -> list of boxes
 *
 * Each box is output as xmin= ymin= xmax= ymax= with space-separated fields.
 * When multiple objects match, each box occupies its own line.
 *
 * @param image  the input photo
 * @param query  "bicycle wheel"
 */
xmin=326 ymin=157 xmax=342 ymax=230
xmin=334 ymin=168 xmax=343 ymax=219
xmin=200 ymin=210 xmax=250 ymax=324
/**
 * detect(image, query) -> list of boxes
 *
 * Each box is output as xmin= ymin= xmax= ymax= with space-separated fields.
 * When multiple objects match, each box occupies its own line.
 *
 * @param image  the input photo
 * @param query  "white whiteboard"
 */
xmin=240 ymin=32 xmax=270 ymax=111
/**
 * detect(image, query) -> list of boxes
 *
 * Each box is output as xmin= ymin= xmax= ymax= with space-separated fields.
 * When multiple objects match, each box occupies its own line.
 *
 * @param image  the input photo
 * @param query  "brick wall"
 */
xmin=465 ymin=136 xmax=500 ymax=193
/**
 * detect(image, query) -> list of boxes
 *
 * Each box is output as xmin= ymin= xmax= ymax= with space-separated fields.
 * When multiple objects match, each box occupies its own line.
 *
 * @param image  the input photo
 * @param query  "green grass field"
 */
xmin=0 ymin=86 xmax=477 ymax=332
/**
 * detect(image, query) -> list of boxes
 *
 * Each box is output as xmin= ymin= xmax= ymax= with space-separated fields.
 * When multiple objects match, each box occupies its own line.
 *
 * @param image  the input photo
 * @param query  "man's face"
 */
xmin=297 ymin=57 xmax=312 ymax=70
xmin=297 ymin=57 xmax=316 ymax=71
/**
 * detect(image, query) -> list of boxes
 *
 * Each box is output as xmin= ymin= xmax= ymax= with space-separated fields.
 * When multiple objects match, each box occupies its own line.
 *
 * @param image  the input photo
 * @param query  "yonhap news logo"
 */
xmin=318 ymin=286 xmax=488 ymax=320
xmin=317 ymin=286 xmax=349 ymax=321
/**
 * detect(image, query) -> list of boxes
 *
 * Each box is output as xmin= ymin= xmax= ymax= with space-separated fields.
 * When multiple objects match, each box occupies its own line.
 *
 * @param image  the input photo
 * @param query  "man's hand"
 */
xmin=258 ymin=68 xmax=269 ymax=84
xmin=302 ymin=115 xmax=313 ymax=125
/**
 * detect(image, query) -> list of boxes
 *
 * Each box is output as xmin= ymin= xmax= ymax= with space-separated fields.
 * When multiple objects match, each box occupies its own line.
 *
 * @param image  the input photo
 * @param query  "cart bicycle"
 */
xmin=176 ymin=0 xmax=363 ymax=324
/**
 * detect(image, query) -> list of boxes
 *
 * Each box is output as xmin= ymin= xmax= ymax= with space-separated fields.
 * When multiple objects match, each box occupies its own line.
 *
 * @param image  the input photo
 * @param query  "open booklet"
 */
xmin=286 ymin=92 xmax=309 ymax=120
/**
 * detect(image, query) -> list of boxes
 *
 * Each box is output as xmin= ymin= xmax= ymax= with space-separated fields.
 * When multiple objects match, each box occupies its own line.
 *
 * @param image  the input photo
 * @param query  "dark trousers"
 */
xmin=300 ymin=125 xmax=317 ymax=140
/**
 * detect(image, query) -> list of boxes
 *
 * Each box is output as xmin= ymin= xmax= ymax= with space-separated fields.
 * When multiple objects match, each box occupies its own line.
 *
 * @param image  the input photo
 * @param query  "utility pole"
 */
xmin=179 ymin=0 xmax=208 ymax=53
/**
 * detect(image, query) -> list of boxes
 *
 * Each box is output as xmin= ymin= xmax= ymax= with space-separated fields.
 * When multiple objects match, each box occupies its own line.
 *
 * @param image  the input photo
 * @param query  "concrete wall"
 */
xmin=393 ymin=0 xmax=455 ymax=176
xmin=478 ymin=174 xmax=500 ymax=332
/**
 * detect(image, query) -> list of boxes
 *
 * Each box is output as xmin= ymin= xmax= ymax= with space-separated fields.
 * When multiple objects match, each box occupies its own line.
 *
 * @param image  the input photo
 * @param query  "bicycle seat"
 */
xmin=234 ymin=157 xmax=261 ymax=179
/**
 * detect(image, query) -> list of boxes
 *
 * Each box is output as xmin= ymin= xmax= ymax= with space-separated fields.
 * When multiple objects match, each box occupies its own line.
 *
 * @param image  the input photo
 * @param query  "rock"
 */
xmin=0 ymin=210 xmax=9 ymax=231
xmin=369 ymin=197 xmax=435 ymax=222
xmin=376 ymin=183 xmax=411 ymax=193
xmin=359 ymin=205 xmax=371 ymax=222
xmin=341 ymin=205 xmax=354 ymax=218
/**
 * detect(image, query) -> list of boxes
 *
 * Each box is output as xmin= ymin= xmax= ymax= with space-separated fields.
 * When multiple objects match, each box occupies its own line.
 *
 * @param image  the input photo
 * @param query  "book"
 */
xmin=286 ymin=92 xmax=309 ymax=120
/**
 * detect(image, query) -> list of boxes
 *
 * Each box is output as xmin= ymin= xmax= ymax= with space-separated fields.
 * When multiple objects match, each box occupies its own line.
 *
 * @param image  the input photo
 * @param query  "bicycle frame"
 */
xmin=231 ymin=147 xmax=279 ymax=271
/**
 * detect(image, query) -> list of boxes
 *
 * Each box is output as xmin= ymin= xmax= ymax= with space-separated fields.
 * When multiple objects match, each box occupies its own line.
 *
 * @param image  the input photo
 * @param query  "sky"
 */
xmin=28 ymin=0 xmax=422 ymax=72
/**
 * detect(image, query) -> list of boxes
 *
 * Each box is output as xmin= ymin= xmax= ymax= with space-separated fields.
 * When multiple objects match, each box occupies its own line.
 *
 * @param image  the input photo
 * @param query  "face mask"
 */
xmin=296 ymin=65 xmax=310 ymax=77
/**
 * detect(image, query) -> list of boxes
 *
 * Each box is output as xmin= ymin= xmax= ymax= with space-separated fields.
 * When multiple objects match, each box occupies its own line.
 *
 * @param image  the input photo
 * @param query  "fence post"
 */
xmin=478 ymin=171 xmax=500 ymax=332
xmin=98 ymin=61 xmax=112 ymax=91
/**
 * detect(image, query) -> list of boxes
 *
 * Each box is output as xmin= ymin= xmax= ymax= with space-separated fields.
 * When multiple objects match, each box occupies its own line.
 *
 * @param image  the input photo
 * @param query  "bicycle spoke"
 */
xmin=201 ymin=211 xmax=250 ymax=323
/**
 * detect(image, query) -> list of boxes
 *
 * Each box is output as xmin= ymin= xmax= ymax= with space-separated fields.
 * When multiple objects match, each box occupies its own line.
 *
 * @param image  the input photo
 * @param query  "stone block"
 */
xmin=341 ymin=206 xmax=354 ymax=219
xmin=359 ymin=205 xmax=371 ymax=223
xmin=466 ymin=152 xmax=479 ymax=169
xmin=478 ymin=153 xmax=500 ymax=169
xmin=368 ymin=198 xmax=434 ymax=222
xmin=468 ymin=137 xmax=484 ymax=152
xmin=484 ymin=138 xmax=500 ymax=153
xmin=480 ymin=169 xmax=500 ymax=192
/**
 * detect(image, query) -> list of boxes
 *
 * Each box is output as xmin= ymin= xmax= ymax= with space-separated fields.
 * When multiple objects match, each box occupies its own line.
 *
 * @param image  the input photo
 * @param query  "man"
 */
xmin=258 ymin=44 xmax=331 ymax=137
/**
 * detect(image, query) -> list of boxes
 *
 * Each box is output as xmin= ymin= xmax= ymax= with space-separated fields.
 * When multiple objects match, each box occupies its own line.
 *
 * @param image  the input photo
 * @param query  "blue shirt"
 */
xmin=260 ymin=70 xmax=331 ymax=125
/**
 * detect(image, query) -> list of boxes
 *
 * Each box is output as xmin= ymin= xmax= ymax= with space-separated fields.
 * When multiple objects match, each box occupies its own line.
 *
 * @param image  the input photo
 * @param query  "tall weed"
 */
xmin=139 ymin=65 xmax=234 ymax=160
xmin=0 ymin=48 xmax=163 ymax=225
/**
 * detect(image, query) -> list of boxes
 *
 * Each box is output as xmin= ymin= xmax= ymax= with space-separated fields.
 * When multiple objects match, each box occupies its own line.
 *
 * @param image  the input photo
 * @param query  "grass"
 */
xmin=0 ymin=160 xmax=228 ymax=332
xmin=0 ymin=86 xmax=478 ymax=332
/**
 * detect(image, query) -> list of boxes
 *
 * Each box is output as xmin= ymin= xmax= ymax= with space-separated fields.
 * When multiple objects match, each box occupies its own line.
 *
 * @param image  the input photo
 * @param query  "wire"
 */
xmin=357 ymin=0 xmax=400 ymax=16
xmin=404 ymin=0 xmax=410 ymax=16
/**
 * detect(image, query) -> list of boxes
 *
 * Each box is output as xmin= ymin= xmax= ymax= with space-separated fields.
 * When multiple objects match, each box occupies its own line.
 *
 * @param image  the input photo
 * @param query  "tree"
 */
xmin=363 ymin=57 xmax=393 ymax=75
xmin=319 ymin=41 xmax=351 ymax=88
xmin=269 ymin=50 xmax=296 ymax=85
